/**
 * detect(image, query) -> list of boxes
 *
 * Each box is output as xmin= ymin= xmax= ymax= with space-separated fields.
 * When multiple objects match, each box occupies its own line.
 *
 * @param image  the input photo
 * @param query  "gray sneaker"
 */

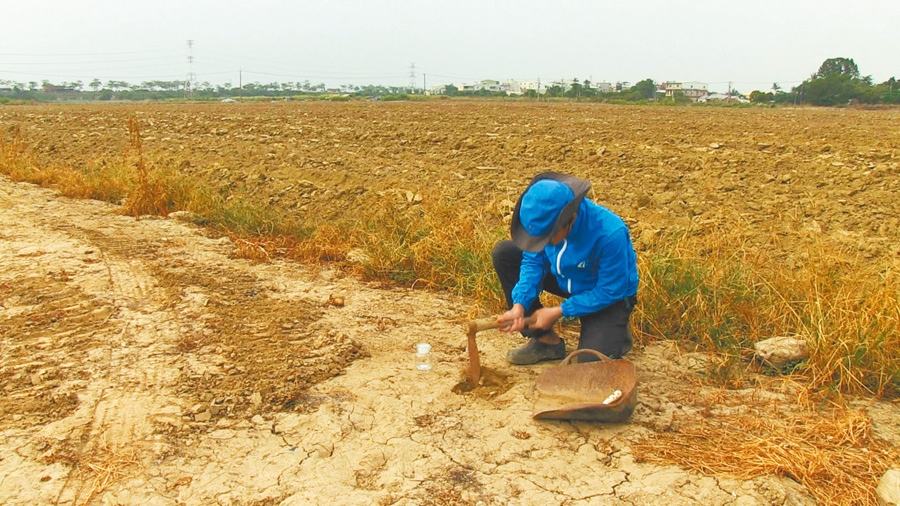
xmin=507 ymin=334 xmax=566 ymax=365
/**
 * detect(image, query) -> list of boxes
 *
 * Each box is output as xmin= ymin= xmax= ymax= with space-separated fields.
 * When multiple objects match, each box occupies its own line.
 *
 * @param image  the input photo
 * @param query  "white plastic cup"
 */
xmin=415 ymin=343 xmax=432 ymax=371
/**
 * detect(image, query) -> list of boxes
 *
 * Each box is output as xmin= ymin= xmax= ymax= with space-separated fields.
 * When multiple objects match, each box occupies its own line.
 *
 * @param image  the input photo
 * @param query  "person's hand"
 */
xmin=531 ymin=306 xmax=563 ymax=330
xmin=497 ymin=304 xmax=526 ymax=332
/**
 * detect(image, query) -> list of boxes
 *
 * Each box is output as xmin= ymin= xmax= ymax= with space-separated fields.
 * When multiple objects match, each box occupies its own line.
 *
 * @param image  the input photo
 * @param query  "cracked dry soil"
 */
xmin=0 ymin=176 xmax=893 ymax=506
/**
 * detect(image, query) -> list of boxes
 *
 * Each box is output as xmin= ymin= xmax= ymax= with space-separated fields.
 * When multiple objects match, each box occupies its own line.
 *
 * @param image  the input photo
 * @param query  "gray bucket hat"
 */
xmin=511 ymin=172 xmax=591 ymax=252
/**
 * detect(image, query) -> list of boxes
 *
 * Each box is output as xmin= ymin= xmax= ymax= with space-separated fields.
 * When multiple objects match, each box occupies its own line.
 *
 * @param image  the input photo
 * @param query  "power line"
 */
xmin=0 ymin=49 xmax=182 ymax=57
xmin=0 ymin=56 xmax=185 ymax=66
xmin=0 ymin=69 xmax=235 ymax=80
xmin=241 ymin=70 xmax=408 ymax=81
xmin=197 ymin=48 xmax=397 ymax=74
xmin=196 ymin=53 xmax=414 ymax=79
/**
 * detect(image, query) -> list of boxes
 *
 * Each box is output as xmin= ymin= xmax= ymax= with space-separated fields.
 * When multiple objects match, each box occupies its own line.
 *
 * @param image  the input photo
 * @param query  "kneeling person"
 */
xmin=495 ymin=172 xmax=639 ymax=364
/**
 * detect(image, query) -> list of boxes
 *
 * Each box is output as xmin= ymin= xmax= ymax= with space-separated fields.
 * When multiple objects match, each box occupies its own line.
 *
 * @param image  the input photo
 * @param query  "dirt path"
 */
xmin=0 ymin=175 xmax=878 ymax=505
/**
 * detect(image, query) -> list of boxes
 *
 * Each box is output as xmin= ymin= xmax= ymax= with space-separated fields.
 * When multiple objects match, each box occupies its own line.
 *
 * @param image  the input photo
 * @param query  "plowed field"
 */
xmin=3 ymin=101 xmax=899 ymax=266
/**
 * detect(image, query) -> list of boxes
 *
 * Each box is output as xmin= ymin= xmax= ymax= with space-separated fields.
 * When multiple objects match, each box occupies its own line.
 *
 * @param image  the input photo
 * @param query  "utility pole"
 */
xmin=186 ymin=40 xmax=196 ymax=98
xmin=423 ymin=73 xmax=426 ymax=95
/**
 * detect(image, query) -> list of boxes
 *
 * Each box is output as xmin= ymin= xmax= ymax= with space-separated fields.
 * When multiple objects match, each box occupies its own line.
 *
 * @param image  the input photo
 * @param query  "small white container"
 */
xmin=415 ymin=343 xmax=432 ymax=371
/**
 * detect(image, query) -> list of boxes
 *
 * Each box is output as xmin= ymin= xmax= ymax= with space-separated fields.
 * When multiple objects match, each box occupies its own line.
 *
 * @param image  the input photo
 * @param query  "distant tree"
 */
xmin=565 ymin=78 xmax=583 ymax=98
xmin=631 ymin=79 xmax=657 ymax=100
xmin=545 ymin=84 xmax=565 ymax=97
xmin=107 ymin=80 xmax=129 ymax=92
xmin=774 ymin=90 xmax=794 ymax=104
xmin=795 ymin=57 xmax=876 ymax=106
xmin=749 ymin=90 xmax=774 ymax=103
xmin=28 ymin=81 xmax=38 ymax=91
xmin=802 ymin=74 xmax=858 ymax=105
xmin=878 ymin=77 xmax=900 ymax=104
xmin=90 ymin=79 xmax=102 ymax=91
xmin=817 ymin=57 xmax=860 ymax=79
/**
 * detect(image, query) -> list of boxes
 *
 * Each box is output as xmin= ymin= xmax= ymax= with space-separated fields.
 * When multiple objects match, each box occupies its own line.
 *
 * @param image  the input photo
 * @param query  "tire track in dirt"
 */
xmin=0 ymin=184 xmax=184 ymax=505
xmin=0 ymin=178 xmax=367 ymax=505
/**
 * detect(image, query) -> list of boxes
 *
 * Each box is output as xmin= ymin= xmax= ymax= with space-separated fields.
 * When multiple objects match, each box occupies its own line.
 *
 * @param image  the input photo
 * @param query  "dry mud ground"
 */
xmin=2 ymin=177 xmax=899 ymax=506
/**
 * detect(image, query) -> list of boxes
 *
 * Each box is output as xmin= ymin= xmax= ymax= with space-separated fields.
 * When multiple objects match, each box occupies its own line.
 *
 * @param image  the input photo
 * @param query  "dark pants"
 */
xmin=492 ymin=240 xmax=635 ymax=361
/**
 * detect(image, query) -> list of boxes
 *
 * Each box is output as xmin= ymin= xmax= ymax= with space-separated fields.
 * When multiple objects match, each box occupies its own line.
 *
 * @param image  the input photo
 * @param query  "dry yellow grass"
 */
xmin=633 ymin=409 xmax=897 ymax=506
xmin=78 ymin=448 xmax=142 ymax=506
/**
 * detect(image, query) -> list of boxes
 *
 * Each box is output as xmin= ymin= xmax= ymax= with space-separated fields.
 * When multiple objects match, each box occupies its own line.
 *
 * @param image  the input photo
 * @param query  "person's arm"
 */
xmin=530 ymin=305 xmax=563 ymax=330
xmin=561 ymin=228 xmax=634 ymax=317
xmin=511 ymin=250 xmax=545 ymax=310
xmin=498 ymin=251 xmax=546 ymax=332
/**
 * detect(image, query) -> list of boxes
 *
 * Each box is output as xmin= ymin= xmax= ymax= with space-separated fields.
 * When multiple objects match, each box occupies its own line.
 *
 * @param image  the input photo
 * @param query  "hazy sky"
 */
xmin=1 ymin=0 xmax=897 ymax=94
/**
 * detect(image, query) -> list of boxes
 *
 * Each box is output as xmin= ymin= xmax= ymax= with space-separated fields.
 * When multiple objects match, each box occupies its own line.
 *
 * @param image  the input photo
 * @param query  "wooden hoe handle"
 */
xmin=465 ymin=316 xmax=537 ymax=335
xmin=464 ymin=316 xmax=537 ymax=386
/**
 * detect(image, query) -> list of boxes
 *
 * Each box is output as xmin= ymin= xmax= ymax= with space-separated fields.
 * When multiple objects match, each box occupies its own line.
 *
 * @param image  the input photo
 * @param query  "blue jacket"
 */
xmin=511 ymin=199 xmax=638 ymax=317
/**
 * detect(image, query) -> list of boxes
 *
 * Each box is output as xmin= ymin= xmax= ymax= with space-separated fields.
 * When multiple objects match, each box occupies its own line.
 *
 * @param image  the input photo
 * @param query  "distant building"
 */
xmin=478 ymin=80 xmax=501 ymax=92
xmin=702 ymin=92 xmax=750 ymax=104
xmin=452 ymin=79 xmax=508 ymax=93
xmin=425 ymin=79 xmax=628 ymax=95
xmin=501 ymin=80 xmax=522 ymax=95
xmin=663 ymin=81 xmax=708 ymax=102
xmin=519 ymin=81 xmax=547 ymax=94
xmin=591 ymin=82 xmax=613 ymax=93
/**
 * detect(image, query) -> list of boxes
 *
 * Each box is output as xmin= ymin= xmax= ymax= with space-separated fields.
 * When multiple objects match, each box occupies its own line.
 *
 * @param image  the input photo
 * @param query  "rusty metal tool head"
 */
xmin=463 ymin=316 xmax=536 ymax=386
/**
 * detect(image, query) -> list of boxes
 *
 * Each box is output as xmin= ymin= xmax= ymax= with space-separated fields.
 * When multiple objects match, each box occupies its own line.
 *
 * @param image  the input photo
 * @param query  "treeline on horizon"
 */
xmin=1 ymin=57 xmax=897 ymax=106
